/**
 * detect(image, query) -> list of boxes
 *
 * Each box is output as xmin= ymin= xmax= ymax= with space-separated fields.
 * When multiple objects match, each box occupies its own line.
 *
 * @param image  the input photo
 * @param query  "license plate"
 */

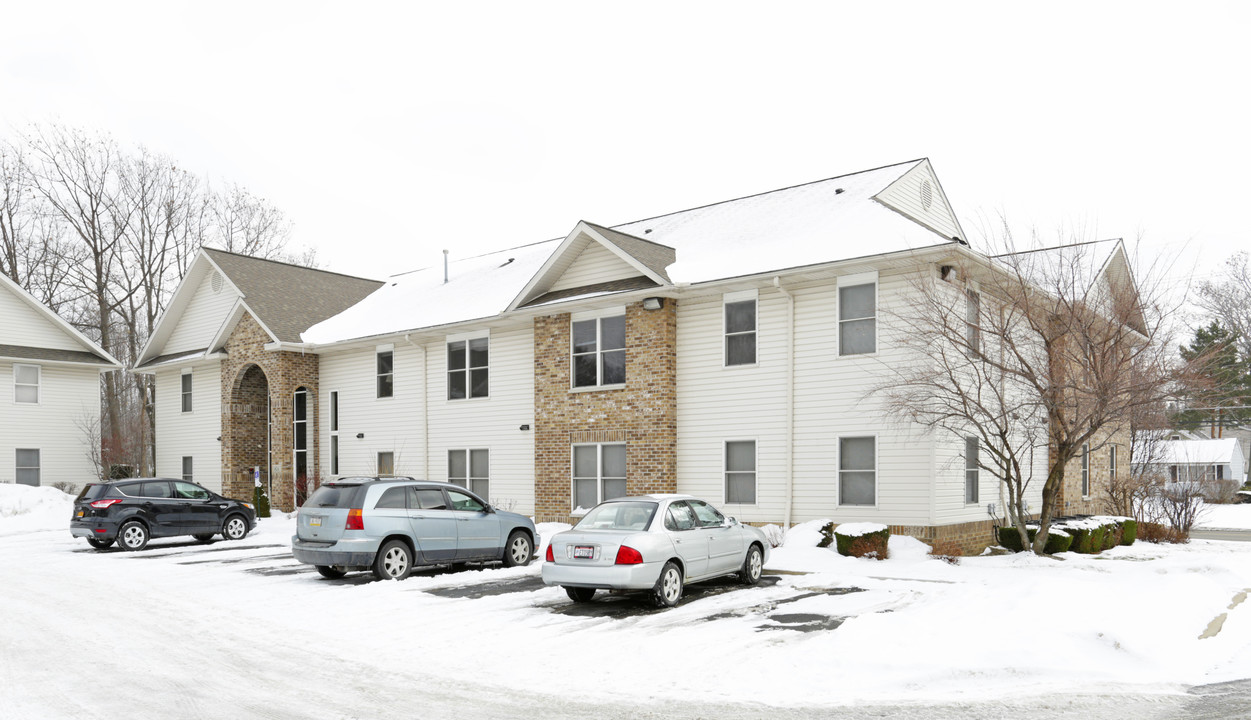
xmin=309 ymin=517 xmax=322 ymax=527
xmin=76 ymin=510 xmax=84 ymax=518
xmin=573 ymin=545 xmax=594 ymax=559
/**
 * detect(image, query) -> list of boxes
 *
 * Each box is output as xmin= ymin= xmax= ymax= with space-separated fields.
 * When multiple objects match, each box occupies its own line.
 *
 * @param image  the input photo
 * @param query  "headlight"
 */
xmin=242 ymin=502 xmax=255 ymax=510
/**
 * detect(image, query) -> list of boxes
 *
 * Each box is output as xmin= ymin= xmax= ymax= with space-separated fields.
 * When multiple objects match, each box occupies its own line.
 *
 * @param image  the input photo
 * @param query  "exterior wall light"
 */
xmin=642 ymin=297 xmax=663 ymax=311
xmin=356 ymin=433 xmax=365 ymax=439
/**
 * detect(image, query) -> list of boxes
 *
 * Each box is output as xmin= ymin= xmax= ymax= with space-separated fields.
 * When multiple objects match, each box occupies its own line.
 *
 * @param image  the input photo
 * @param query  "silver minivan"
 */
xmin=291 ymin=477 xmax=538 ymax=580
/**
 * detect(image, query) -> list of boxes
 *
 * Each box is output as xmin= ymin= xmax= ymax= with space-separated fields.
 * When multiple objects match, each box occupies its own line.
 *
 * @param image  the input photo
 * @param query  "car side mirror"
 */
xmin=727 ymin=517 xmax=738 ymax=526
xmin=484 ymin=505 xmax=495 ymax=514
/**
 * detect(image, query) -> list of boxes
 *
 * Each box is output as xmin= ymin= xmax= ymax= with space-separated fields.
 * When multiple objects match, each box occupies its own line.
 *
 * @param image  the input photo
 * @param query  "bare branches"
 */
xmin=1196 ymin=252 xmax=1251 ymax=362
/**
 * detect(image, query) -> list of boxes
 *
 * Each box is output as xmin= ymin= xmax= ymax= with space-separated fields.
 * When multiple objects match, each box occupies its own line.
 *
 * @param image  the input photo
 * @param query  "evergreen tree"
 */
xmin=1175 ymin=321 xmax=1251 ymax=433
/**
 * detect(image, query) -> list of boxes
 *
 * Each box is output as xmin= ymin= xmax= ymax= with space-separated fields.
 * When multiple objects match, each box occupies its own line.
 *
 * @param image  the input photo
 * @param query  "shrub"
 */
xmin=1044 ymin=531 xmax=1073 ymax=554
xmin=1138 ymin=521 xmax=1187 ymax=544
xmin=834 ymin=526 xmax=890 ymax=560
xmin=51 ymin=481 xmax=78 ymax=494
xmin=1119 ymin=519 xmax=1138 ymax=545
xmin=1103 ymin=523 xmax=1123 ymax=550
xmin=252 ymin=486 xmax=271 ymax=518
xmin=996 ymin=525 xmax=1034 ymax=552
xmin=927 ymin=539 xmax=963 ymax=564
xmin=1067 ymin=526 xmax=1093 ymax=553
xmin=1088 ymin=525 xmax=1107 ymax=553
xmin=818 ymin=522 xmax=835 ymax=548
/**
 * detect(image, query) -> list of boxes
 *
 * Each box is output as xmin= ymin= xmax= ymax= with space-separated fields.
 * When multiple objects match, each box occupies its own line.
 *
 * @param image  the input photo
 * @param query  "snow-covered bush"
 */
xmin=827 ymin=522 xmax=890 ymax=560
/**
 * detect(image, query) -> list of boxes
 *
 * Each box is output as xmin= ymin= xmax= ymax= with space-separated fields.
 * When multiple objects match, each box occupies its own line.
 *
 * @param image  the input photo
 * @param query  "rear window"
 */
xmin=574 ymin=501 xmax=658 ymax=531
xmin=306 ymin=485 xmax=363 ymax=508
xmin=76 ymin=484 xmax=108 ymax=502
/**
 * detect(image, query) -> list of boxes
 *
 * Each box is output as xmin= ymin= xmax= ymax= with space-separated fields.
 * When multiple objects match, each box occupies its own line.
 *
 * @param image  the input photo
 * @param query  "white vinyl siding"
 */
xmin=154 ymin=362 xmax=223 ymax=493
xmin=0 ymin=284 xmax=84 ymax=352
xmin=317 ymin=324 xmax=535 ymax=513
xmin=873 ymin=161 xmax=962 ymax=240
xmin=0 ymin=362 xmax=104 ymax=490
xmin=163 ymin=270 xmax=240 ymax=355
xmin=548 ymin=241 xmax=640 ymax=292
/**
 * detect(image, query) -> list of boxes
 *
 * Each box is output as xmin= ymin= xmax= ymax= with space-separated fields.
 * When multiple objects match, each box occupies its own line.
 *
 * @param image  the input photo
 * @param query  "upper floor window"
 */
xmin=377 ymin=350 xmax=393 ymax=398
xmin=724 ymin=294 xmax=757 ymax=366
xmin=965 ymin=289 xmax=981 ymax=356
xmin=448 ymin=336 xmax=489 ymax=400
xmin=1109 ymin=445 xmax=1117 ymax=481
xmin=838 ymin=282 xmax=876 ymax=356
xmin=14 ymin=364 xmax=40 ymax=404
xmin=180 ymin=371 xmax=193 ymax=412
xmin=572 ymin=314 xmax=625 ymax=387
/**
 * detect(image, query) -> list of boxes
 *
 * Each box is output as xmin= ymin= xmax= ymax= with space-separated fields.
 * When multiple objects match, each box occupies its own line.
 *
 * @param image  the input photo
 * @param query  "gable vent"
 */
xmin=920 ymin=180 xmax=933 ymax=211
xmin=211 ymin=271 xmax=224 ymax=293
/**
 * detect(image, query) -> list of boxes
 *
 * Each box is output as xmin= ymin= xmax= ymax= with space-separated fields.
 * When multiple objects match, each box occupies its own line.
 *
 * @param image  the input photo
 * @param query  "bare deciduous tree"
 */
xmin=1197 ymin=251 xmax=1251 ymax=362
xmin=878 ymin=233 xmax=1188 ymax=554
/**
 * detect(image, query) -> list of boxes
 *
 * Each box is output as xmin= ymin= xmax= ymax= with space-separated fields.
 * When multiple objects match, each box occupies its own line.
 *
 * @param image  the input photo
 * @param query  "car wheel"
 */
xmin=565 ymin=586 xmax=596 ymax=603
xmin=739 ymin=544 xmax=763 ymax=585
xmin=193 ymin=534 xmax=215 ymax=543
xmin=86 ymin=537 xmax=114 ymax=550
xmin=373 ymin=540 xmax=413 ymax=581
xmin=119 ymin=521 xmax=149 ymax=551
xmin=222 ymin=515 xmax=249 ymax=541
xmin=316 ymin=566 xmax=347 ymax=579
xmin=502 ymin=531 xmax=533 ymax=567
xmin=651 ymin=561 xmax=683 ymax=608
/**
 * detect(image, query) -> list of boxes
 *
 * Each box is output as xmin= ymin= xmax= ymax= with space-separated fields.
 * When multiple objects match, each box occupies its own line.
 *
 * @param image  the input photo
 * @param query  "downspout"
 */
xmin=773 ymin=277 xmax=795 ymax=528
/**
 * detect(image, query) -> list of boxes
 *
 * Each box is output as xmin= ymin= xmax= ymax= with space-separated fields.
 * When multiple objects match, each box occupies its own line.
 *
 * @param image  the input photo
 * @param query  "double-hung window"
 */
xmin=376 ymin=349 xmax=394 ymax=398
xmin=724 ymin=292 xmax=757 ymax=366
xmin=180 ymin=370 xmax=192 ymax=412
xmin=839 ymin=436 xmax=876 ymax=506
xmin=182 ymin=456 xmax=194 ymax=482
xmin=15 ymin=449 xmax=40 ymax=486
xmin=1081 ymin=444 xmax=1090 ymax=497
xmin=448 ymin=448 xmax=489 ymax=498
xmin=724 ymin=440 xmax=756 ymax=504
xmin=838 ymin=277 xmax=876 ymax=356
xmin=965 ymin=437 xmax=979 ymax=504
xmin=14 ymin=364 xmax=40 ymax=404
xmin=329 ymin=391 xmax=340 ymax=475
xmin=573 ymin=443 xmax=626 ymax=510
xmin=965 ymin=289 xmax=981 ymax=356
xmin=1109 ymin=445 xmax=1117 ymax=482
xmin=448 ymin=335 xmax=489 ymax=400
xmin=572 ymin=313 xmax=625 ymax=388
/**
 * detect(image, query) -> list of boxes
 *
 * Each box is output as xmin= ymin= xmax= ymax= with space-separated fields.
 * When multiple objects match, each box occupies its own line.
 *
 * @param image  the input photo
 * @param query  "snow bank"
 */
xmin=832 ymin=521 xmax=888 ymax=537
xmin=0 ymin=483 xmax=73 ymax=536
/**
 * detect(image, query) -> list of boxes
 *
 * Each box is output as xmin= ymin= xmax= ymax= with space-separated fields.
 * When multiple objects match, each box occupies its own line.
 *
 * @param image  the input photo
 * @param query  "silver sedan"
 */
xmin=541 ymin=494 xmax=769 ymax=607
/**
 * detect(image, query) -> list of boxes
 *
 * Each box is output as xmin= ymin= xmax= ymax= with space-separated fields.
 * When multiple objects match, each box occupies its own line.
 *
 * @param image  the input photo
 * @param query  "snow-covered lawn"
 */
xmin=3 ymin=485 xmax=1250 ymax=718
xmin=1196 ymin=500 xmax=1251 ymax=530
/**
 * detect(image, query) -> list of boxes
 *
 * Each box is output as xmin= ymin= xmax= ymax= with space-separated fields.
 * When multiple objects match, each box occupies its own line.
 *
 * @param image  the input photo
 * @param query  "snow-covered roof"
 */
xmin=1145 ymin=439 xmax=1243 ymax=465
xmin=303 ymin=159 xmax=962 ymax=345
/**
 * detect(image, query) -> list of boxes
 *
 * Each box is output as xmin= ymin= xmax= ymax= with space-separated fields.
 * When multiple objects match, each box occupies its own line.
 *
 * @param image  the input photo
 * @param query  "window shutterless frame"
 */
xmin=1081 ymin=444 xmax=1090 ymax=497
xmin=571 ymin=443 xmax=626 ymax=510
xmin=447 ymin=332 xmax=489 ymax=400
xmin=376 ymin=347 xmax=394 ymax=399
xmin=14 ymin=363 xmax=40 ymax=404
xmin=837 ymin=435 xmax=878 ymax=507
xmin=15 ymin=448 xmax=40 ymax=486
xmin=447 ymin=448 xmax=490 ymax=498
xmin=571 ymin=312 xmax=626 ymax=388
xmin=329 ymin=390 xmax=339 ymax=476
xmin=723 ymin=290 xmax=758 ymax=367
xmin=837 ymin=272 xmax=878 ymax=357
xmin=965 ymin=437 xmax=979 ymax=504
xmin=182 ymin=456 xmax=193 ymax=482
xmin=723 ymin=439 xmax=757 ymax=504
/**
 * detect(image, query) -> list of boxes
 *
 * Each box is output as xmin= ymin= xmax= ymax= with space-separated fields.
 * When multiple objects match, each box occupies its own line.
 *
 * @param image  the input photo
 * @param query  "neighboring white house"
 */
xmin=1140 ymin=438 xmax=1247 ymax=486
xmin=0 ymin=273 xmax=120 ymax=488
xmin=146 ymin=159 xmax=1123 ymax=551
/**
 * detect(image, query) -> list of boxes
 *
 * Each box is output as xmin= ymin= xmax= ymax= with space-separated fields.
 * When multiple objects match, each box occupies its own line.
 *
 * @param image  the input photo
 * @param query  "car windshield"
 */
xmin=574 ymin=501 xmax=658 ymax=531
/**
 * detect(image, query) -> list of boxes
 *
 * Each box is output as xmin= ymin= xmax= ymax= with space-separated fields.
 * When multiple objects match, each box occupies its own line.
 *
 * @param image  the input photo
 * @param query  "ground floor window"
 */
xmin=448 ymin=448 xmax=489 ymax=498
xmin=16 ymin=449 xmax=39 ymax=486
xmin=377 ymin=451 xmax=394 ymax=475
xmin=839 ymin=436 xmax=876 ymax=506
xmin=965 ymin=437 xmax=979 ymax=504
xmin=182 ymin=456 xmax=193 ymax=482
xmin=724 ymin=440 xmax=756 ymax=504
xmin=1081 ymin=444 xmax=1090 ymax=497
xmin=573 ymin=443 xmax=626 ymax=511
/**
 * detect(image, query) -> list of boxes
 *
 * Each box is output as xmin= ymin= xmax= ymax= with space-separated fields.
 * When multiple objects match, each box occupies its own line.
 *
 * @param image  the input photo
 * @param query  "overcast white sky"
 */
xmin=3 ymin=1 xmax=1247 ymax=293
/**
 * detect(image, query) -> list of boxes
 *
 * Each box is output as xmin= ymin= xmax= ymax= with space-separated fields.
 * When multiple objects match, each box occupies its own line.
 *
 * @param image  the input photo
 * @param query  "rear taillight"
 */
xmin=345 ymin=508 xmax=364 ymax=530
xmin=614 ymin=545 xmax=643 ymax=565
xmin=545 ymin=543 xmax=554 ymax=562
xmin=90 ymin=499 xmax=123 ymax=509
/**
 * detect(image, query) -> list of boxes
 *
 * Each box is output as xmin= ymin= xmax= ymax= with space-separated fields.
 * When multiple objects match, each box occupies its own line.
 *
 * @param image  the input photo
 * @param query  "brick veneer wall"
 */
xmin=534 ymin=300 xmax=677 ymax=523
xmin=1055 ymin=424 xmax=1130 ymax=516
xmin=219 ymin=312 xmax=320 ymax=512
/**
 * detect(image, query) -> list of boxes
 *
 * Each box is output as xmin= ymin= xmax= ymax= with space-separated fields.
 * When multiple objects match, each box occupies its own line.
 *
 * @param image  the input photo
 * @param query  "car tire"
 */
xmin=87 ymin=537 xmax=114 ymax=550
xmin=316 ymin=566 xmax=347 ymax=579
xmin=739 ymin=544 xmax=763 ymax=585
xmin=565 ymin=586 xmax=596 ymax=603
xmin=193 ymin=534 xmax=215 ymax=543
xmin=502 ymin=531 xmax=533 ymax=567
xmin=222 ymin=515 xmax=249 ymax=541
xmin=651 ymin=561 xmax=683 ymax=608
xmin=373 ymin=540 xmax=413 ymax=581
xmin=118 ymin=521 xmax=149 ymax=551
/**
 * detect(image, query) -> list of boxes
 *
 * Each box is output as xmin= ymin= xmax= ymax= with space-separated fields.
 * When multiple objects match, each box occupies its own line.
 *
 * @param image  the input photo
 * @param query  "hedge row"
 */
xmin=997 ymin=517 xmax=1137 ymax=555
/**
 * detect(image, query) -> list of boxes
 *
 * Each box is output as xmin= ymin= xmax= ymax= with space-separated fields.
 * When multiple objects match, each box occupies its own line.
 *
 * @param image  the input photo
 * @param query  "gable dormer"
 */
xmin=0 ymin=273 xmax=119 ymax=367
xmin=873 ymin=158 xmax=966 ymax=243
xmin=509 ymin=221 xmax=675 ymax=310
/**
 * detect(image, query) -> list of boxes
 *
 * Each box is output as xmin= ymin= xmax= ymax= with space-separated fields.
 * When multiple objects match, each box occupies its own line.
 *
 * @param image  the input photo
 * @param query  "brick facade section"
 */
xmin=533 ymin=300 xmax=677 ymax=523
xmin=1055 ymin=424 xmax=1131 ymax=516
xmin=886 ymin=520 xmax=998 ymax=556
xmin=219 ymin=312 xmax=320 ymax=512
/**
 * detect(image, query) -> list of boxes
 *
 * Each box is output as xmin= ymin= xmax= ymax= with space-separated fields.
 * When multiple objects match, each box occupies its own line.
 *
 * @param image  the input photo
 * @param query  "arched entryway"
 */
xmin=225 ymin=363 xmax=271 ymax=503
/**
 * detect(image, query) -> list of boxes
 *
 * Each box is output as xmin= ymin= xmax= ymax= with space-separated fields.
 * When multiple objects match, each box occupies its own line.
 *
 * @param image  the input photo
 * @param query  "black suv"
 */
xmin=71 ymin=479 xmax=257 ymax=551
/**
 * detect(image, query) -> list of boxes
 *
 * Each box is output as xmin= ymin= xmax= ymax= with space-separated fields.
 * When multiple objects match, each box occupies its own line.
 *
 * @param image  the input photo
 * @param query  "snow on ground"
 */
xmin=1196 ymin=500 xmax=1251 ymax=530
xmin=2 ymin=485 xmax=1250 ymax=719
